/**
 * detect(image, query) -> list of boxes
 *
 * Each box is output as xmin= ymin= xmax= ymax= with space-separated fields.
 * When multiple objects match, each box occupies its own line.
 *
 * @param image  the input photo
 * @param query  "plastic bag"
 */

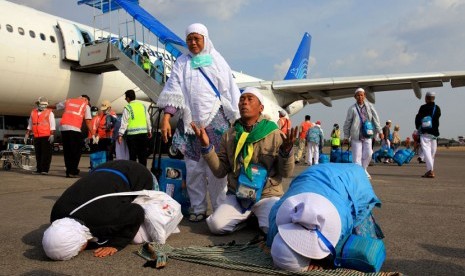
xmin=132 ymin=191 xmax=183 ymax=244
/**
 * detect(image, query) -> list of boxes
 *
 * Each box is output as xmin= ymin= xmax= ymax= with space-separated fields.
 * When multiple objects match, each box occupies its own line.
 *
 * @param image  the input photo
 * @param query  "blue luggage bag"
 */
xmin=153 ymin=157 xmax=190 ymax=215
xmin=330 ymin=148 xmax=342 ymax=163
xmin=341 ymin=150 xmax=353 ymax=163
xmin=319 ymin=153 xmax=330 ymax=164
xmin=393 ymin=148 xmax=415 ymax=166
xmin=90 ymin=151 xmax=106 ymax=170
xmin=404 ymin=149 xmax=415 ymax=164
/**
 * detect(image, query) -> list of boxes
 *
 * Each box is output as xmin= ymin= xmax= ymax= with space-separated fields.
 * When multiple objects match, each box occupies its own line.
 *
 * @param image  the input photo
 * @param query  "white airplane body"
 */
xmin=2 ymin=0 xmax=465 ymax=126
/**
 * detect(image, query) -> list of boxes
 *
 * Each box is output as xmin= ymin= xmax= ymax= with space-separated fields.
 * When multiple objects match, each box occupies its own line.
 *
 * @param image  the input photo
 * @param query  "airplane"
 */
xmin=2 ymin=0 xmax=465 ymax=127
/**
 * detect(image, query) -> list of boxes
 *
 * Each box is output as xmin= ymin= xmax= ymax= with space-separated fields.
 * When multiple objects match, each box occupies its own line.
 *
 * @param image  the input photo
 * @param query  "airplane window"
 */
xmin=40 ymin=33 xmax=46 ymax=41
xmin=6 ymin=24 xmax=13 ymax=33
xmin=29 ymin=30 xmax=35 ymax=38
xmin=18 ymin=27 xmax=25 ymax=35
xmin=50 ymin=36 xmax=56 ymax=43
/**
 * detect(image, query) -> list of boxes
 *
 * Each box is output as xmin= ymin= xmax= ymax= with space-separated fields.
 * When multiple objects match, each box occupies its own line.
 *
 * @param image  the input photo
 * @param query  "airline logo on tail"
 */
xmin=284 ymin=32 xmax=311 ymax=80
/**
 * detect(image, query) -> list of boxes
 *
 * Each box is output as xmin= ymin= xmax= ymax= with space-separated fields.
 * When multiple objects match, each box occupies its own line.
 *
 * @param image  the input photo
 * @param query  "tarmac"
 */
xmin=0 ymin=147 xmax=464 ymax=276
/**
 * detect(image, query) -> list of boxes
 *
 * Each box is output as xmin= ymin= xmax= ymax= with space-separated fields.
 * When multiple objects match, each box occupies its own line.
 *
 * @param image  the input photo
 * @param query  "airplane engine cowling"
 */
xmin=285 ymin=100 xmax=306 ymax=117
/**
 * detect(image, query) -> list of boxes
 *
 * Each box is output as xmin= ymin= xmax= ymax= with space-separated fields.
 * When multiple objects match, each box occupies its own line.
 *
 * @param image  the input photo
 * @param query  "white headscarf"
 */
xmin=185 ymin=23 xmax=214 ymax=55
xmin=42 ymin=218 xmax=93 ymax=261
xmin=157 ymin=23 xmax=240 ymax=134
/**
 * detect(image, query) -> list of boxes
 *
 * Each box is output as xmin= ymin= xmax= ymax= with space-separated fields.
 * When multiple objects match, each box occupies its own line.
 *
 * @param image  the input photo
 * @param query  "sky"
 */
xmin=8 ymin=0 xmax=465 ymax=140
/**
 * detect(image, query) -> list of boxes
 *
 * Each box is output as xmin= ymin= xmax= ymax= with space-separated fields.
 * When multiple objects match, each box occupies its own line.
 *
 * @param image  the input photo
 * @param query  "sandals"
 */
xmin=189 ymin=213 xmax=206 ymax=222
xmin=421 ymin=170 xmax=435 ymax=178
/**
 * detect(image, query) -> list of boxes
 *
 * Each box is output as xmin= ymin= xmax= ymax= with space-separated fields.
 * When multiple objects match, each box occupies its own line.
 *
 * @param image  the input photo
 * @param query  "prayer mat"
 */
xmin=137 ymin=239 xmax=403 ymax=276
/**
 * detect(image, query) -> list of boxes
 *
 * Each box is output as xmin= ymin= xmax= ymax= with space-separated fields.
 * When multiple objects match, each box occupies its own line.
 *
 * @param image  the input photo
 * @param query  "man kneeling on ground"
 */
xmin=191 ymin=87 xmax=297 ymax=235
xmin=42 ymin=160 xmax=154 ymax=261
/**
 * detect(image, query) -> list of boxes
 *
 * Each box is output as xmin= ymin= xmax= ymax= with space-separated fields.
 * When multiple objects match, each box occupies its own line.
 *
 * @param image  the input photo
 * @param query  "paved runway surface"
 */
xmin=1 ymin=148 xmax=464 ymax=275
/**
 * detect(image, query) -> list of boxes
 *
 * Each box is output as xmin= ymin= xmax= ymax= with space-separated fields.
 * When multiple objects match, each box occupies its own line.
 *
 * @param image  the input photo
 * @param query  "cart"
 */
xmin=0 ymin=137 xmax=36 ymax=171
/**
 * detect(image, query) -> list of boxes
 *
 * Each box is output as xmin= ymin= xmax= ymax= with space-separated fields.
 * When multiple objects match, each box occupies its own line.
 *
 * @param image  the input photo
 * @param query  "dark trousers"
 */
xmin=61 ymin=130 xmax=83 ymax=176
xmin=126 ymin=133 xmax=148 ymax=166
xmin=98 ymin=138 xmax=114 ymax=162
xmin=33 ymin=137 xmax=52 ymax=173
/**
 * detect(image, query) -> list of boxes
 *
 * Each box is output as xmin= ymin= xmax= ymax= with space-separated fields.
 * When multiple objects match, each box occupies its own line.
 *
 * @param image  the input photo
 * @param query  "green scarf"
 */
xmin=234 ymin=119 xmax=278 ymax=180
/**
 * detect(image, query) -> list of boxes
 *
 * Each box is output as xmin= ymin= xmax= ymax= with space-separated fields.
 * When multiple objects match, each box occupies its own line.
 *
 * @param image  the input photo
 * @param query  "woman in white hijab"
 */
xmin=158 ymin=23 xmax=240 ymax=222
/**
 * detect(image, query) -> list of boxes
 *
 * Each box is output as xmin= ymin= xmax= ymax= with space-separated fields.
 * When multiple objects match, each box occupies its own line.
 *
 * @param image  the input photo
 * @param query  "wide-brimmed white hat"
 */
xmin=276 ymin=192 xmax=342 ymax=259
xmin=100 ymin=100 xmax=111 ymax=111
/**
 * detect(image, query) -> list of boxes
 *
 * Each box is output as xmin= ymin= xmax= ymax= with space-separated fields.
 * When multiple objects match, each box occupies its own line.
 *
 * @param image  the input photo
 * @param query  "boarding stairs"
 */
xmin=71 ymin=41 xmax=163 ymax=103
xmin=73 ymin=0 xmax=187 ymax=103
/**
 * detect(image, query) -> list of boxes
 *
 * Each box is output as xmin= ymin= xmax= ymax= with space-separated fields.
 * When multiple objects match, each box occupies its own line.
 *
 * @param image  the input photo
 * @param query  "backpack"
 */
xmin=307 ymin=126 xmax=321 ymax=143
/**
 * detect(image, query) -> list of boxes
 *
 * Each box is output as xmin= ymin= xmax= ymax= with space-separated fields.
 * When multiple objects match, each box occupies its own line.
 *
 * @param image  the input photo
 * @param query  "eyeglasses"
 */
xmin=186 ymin=36 xmax=203 ymax=44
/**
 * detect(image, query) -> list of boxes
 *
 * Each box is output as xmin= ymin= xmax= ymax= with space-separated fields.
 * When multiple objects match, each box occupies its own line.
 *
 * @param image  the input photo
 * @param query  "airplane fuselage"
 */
xmin=0 ymin=0 xmax=302 ymax=125
xmin=0 ymin=0 xmax=141 ymax=115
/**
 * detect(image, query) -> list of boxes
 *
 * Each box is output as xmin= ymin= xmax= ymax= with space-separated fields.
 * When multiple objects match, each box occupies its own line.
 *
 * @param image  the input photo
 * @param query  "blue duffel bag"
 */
xmin=393 ymin=148 xmax=415 ymax=166
xmin=393 ymin=149 xmax=408 ymax=166
xmin=319 ymin=153 xmax=330 ymax=164
xmin=404 ymin=149 xmax=415 ymax=164
xmin=341 ymin=150 xmax=353 ymax=163
xmin=331 ymin=148 xmax=342 ymax=163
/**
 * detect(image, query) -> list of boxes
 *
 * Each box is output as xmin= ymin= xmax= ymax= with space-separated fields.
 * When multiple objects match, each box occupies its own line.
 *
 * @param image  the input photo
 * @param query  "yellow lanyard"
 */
xmin=234 ymin=132 xmax=254 ymax=172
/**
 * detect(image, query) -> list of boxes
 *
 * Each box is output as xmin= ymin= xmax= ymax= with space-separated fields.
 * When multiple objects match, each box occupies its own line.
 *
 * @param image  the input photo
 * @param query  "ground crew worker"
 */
xmin=330 ymin=123 xmax=341 ymax=150
xmin=88 ymin=106 xmax=99 ymax=149
xmin=25 ymin=97 xmax=55 ymax=175
xmin=277 ymin=110 xmax=292 ymax=138
xmin=51 ymin=95 xmax=92 ymax=178
xmin=95 ymin=100 xmax=118 ymax=162
xmin=117 ymin=90 xmax=152 ymax=166
xmin=142 ymin=52 xmax=152 ymax=74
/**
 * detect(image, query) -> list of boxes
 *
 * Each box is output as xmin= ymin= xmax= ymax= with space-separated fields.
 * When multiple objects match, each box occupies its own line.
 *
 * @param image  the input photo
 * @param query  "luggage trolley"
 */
xmin=0 ymin=137 xmax=36 ymax=171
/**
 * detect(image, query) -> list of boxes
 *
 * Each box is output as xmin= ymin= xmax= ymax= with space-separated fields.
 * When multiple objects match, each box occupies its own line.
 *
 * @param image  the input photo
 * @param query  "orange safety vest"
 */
xmin=31 ymin=109 xmax=52 ymax=137
xmin=97 ymin=111 xmax=116 ymax=138
xmin=278 ymin=117 xmax=291 ymax=136
xmin=60 ymin=98 xmax=87 ymax=129
xmin=299 ymin=121 xmax=314 ymax=139
xmin=89 ymin=116 xmax=99 ymax=138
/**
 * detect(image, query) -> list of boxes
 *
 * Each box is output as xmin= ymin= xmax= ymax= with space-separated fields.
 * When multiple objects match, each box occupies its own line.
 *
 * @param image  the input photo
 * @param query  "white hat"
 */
xmin=354 ymin=88 xmax=365 ymax=95
xmin=387 ymin=120 xmax=392 ymax=124
xmin=271 ymin=233 xmax=311 ymax=271
xmin=426 ymin=91 xmax=436 ymax=97
xmin=100 ymin=100 xmax=111 ymax=111
xmin=185 ymin=23 xmax=214 ymax=55
xmin=185 ymin=23 xmax=208 ymax=38
xmin=276 ymin=193 xmax=341 ymax=259
xmin=42 ymin=218 xmax=93 ymax=261
xmin=242 ymin=87 xmax=265 ymax=105
xmin=38 ymin=97 xmax=48 ymax=105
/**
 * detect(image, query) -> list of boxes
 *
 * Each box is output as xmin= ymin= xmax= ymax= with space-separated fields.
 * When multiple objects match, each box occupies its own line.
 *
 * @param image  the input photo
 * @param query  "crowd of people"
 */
xmin=29 ymin=23 xmax=441 ymax=273
xmin=25 ymin=89 xmax=152 ymax=178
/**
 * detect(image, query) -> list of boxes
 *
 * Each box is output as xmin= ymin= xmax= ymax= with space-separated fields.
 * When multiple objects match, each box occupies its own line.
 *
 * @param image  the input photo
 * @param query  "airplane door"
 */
xmin=57 ymin=21 xmax=85 ymax=61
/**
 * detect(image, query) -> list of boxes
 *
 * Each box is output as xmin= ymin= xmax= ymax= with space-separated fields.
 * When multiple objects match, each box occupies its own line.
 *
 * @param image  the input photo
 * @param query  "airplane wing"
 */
xmin=239 ymin=71 xmax=465 ymax=107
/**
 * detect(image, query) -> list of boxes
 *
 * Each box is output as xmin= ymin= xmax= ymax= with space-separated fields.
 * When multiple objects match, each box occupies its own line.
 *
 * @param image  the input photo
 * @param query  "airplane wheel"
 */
xmin=3 ymin=161 xmax=12 ymax=171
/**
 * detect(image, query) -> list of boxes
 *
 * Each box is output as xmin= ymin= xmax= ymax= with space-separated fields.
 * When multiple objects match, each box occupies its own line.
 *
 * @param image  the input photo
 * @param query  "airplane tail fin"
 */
xmin=284 ymin=32 xmax=311 ymax=80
